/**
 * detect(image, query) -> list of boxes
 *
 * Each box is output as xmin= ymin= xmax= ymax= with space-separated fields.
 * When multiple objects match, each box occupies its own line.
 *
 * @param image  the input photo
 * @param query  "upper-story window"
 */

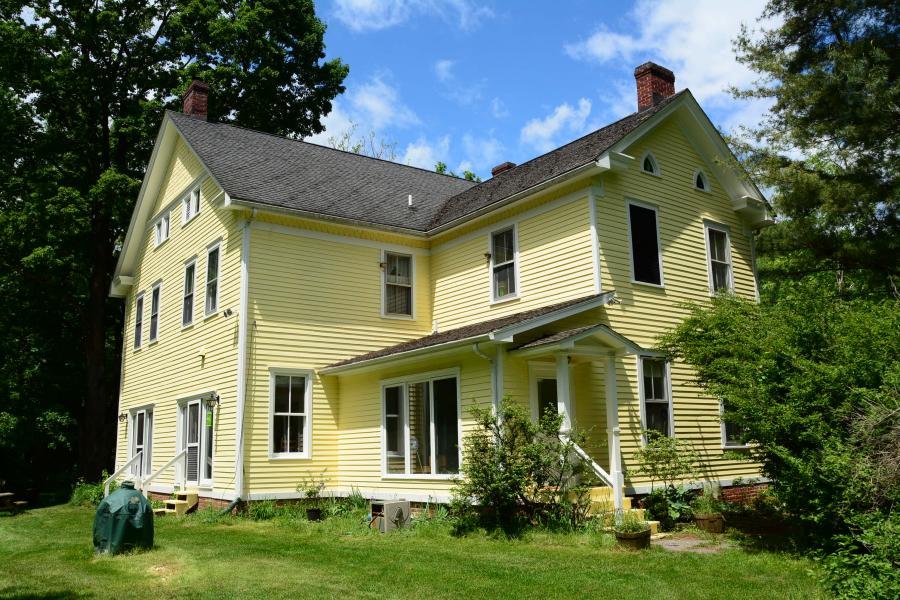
xmin=149 ymin=283 xmax=161 ymax=342
xmin=183 ymin=260 xmax=196 ymax=327
xmin=154 ymin=212 xmax=170 ymax=247
xmin=183 ymin=187 xmax=201 ymax=224
xmin=133 ymin=293 xmax=144 ymax=349
xmin=641 ymin=357 xmax=671 ymax=439
xmin=627 ymin=201 xmax=664 ymax=286
xmin=383 ymin=252 xmax=413 ymax=317
xmin=205 ymin=244 xmax=220 ymax=316
xmin=490 ymin=226 xmax=518 ymax=301
xmin=641 ymin=152 xmax=659 ymax=175
xmin=705 ymin=223 xmax=733 ymax=293
xmin=694 ymin=170 xmax=709 ymax=191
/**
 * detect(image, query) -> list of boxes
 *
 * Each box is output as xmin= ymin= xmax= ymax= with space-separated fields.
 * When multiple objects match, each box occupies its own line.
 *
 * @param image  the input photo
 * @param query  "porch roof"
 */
xmin=320 ymin=292 xmax=616 ymax=374
xmin=510 ymin=323 xmax=643 ymax=357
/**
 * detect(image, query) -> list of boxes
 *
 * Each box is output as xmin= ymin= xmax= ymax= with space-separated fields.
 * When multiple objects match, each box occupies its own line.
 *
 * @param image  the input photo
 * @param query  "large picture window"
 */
xmin=628 ymin=202 xmax=663 ymax=285
xmin=641 ymin=357 xmax=671 ymax=439
xmin=490 ymin=227 xmax=517 ymax=301
xmin=383 ymin=252 xmax=412 ymax=316
xmin=270 ymin=371 xmax=312 ymax=458
xmin=382 ymin=372 xmax=460 ymax=477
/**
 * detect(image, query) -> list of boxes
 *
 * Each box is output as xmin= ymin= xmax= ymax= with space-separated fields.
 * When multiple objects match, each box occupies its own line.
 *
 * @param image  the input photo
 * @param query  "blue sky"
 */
xmin=308 ymin=0 xmax=774 ymax=179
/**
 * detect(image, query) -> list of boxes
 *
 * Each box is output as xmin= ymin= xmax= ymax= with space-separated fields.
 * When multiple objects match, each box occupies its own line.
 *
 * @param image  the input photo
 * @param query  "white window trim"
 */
xmin=528 ymin=363 xmax=556 ymax=423
xmin=268 ymin=368 xmax=313 ymax=460
xmin=153 ymin=212 xmax=170 ymax=247
xmin=720 ymin=401 xmax=750 ymax=449
xmin=488 ymin=224 xmax=520 ymax=304
xmin=182 ymin=257 xmax=197 ymax=329
xmin=640 ymin=151 xmax=660 ymax=176
xmin=381 ymin=250 xmax=415 ymax=320
xmin=182 ymin=186 xmax=202 ymax=226
xmin=380 ymin=367 xmax=461 ymax=479
xmin=703 ymin=221 xmax=734 ymax=295
xmin=637 ymin=355 xmax=674 ymax=444
xmin=133 ymin=292 xmax=144 ymax=350
xmin=693 ymin=169 xmax=711 ymax=192
xmin=148 ymin=281 xmax=162 ymax=343
xmin=128 ymin=406 xmax=154 ymax=477
xmin=175 ymin=392 xmax=217 ymax=488
xmin=204 ymin=240 xmax=221 ymax=318
xmin=625 ymin=199 xmax=665 ymax=288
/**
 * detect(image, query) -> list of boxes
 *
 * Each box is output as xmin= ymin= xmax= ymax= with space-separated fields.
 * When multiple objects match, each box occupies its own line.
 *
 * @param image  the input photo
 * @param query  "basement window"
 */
xmin=627 ymin=201 xmax=664 ymax=286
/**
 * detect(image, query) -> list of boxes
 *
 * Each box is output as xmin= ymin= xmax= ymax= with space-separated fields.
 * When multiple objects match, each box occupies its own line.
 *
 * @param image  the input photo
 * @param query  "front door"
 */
xmin=536 ymin=378 xmax=558 ymax=422
xmin=131 ymin=409 xmax=152 ymax=477
xmin=182 ymin=399 xmax=213 ymax=486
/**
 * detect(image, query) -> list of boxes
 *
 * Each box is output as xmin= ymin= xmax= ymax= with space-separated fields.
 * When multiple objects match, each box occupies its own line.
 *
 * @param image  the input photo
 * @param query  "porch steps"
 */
xmin=153 ymin=489 xmax=199 ymax=517
xmin=588 ymin=486 xmax=633 ymax=514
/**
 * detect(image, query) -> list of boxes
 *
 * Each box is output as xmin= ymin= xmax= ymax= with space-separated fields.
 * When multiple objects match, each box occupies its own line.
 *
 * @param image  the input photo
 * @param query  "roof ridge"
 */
xmin=165 ymin=110 xmax=479 ymax=186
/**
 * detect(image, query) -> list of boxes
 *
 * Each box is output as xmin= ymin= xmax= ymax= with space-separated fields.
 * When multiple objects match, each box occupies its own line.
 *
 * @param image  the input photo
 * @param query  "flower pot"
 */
xmin=306 ymin=507 xmax=323 ymax=521
xmin=615 ymin=529 xmax=651 ymax=550
xmin=694 ymin=513 xmax=725 ymax=533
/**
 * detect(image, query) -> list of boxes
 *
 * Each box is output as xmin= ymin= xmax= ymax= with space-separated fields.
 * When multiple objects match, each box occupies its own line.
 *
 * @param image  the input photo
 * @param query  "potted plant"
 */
xmin=691 ymin=486 xmax=725 ymax=533
xmin=613 ymin=510 xmax=651 ymax=550
xmin=296 ymin=471 xmax=327 ymax=521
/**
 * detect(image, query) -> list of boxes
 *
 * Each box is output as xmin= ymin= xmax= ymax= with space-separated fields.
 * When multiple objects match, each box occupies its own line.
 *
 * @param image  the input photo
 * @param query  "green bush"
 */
xmin=822 ymin=511 xmax=900 ymax=600
xmin=246 ymin=499 xmax=278 ymax=521
xmin=69 ymin=472 xmax=116 ymax=507
xmin=640 ymin=486 xmax=693 ymax=531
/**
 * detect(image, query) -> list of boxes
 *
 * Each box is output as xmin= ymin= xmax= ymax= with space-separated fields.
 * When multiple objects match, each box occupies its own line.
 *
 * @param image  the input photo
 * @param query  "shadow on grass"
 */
xmin=0 ymin=589 xmax=88 ymax=599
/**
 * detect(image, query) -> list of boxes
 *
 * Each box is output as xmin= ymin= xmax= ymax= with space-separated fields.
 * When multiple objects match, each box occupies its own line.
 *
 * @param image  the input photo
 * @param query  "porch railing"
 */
xmin=568 ymin=440 xmax=615 ymax=489
xmin=103 ymin=451 xmax=143 ymax=498
xmin=140 ymin=449 xmax=187 ymax=493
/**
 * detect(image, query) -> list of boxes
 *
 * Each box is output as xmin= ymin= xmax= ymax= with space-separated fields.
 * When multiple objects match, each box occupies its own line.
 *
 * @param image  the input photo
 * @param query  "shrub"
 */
xmin=633 ymin=430 xmax=697 ymax=490
xmin=690 ymin=485 xmax=724 ymax=516
xmin=822 ymin=511 xmax=900 ymax=600
xmin=246 ymin=499 xmax=278 ymax=521
xmin=613 ymin=509 xmax=650 ymax=534
xmin=640 ymin=486 xmax=692 ymax=531
xmin=69 ymin=471 xmax=116 ymax=506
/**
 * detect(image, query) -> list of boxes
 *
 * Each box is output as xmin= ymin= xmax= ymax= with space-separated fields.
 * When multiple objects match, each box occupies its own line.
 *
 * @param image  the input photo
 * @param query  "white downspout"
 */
xmin=472 ymin=342 xmax=500 ymax=414
xmin=234 ymin=210 xmax=254 ymax=499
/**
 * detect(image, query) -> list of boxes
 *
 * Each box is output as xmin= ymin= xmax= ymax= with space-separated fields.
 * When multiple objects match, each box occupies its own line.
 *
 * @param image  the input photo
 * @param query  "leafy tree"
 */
xmin=0 ymin=0 xmax=347 ymax=487
xmin=326 ymin=121 xmax=397 ymax=160
xmin=434 ymin=161 xmax=482 ymax=182
xmin=733 ymin=0 xmax=899 ymax=294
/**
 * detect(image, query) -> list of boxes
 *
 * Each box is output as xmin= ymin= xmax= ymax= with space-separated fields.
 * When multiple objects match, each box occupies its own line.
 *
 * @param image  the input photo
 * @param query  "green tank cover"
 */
xmin=93 ymin=481 xmax=154 ymax=554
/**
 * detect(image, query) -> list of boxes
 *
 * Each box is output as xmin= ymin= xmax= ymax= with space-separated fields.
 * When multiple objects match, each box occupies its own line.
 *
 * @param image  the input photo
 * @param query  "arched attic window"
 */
xmin=641 ymin=152 xmax=659 ymax=175
xmin=694 ymin=170 xmax=709 ymax=191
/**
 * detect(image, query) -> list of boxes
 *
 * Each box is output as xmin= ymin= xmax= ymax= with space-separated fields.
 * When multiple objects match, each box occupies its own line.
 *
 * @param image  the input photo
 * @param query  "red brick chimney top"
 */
xmin=491 ymin=161 xmax=516 ymax=177
xmin=182 ymin=79 xmax=210 ymax=120
xmin=634 ymin=62 xmax=675 ymax=111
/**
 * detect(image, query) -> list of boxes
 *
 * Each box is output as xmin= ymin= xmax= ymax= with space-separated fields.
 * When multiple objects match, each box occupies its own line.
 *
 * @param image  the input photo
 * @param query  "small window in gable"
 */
xmin=183 ymin=187 xmax=201 ymax=224
xmin=641 ymin=152 xmax=659 ymax=175
xmin=695 ymin=170 xmax=709 ymax=191
xmin=154 ymin=212 xmax=170 ymax=247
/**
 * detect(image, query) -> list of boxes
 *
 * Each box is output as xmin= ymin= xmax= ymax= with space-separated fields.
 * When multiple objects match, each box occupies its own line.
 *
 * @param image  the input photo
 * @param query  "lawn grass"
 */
xmin=0 ymin=504 xmax=823 ymax=599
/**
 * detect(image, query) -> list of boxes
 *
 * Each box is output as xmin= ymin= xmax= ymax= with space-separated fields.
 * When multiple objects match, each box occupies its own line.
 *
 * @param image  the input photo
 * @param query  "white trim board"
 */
xmin=250 ymin=220 xmax=430 ymax=256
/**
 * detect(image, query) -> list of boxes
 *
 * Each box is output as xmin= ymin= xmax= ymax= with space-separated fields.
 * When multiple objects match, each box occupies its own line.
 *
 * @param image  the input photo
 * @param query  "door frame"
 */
xmin=128 ymin=404 xmax=154 ymax=477
xmin=176 ymin=391 xmax=217 ymax=488
xmin=528 ymin=363 xmax=557 ymax=423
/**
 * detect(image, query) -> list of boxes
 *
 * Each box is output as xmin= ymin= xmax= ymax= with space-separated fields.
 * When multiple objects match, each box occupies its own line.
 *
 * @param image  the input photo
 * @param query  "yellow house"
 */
xmin=109 ymin=63 xmax=771 ymax=510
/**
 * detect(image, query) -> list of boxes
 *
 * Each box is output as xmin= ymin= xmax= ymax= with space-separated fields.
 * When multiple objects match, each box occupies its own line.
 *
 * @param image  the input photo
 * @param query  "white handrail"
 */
xmin=103 ymin=451 xmax=143 ymax=498
xmin=568 ymin=439 xmax=615 ymax=489
xmin=140 ymin=449 xmax=187 ymax=492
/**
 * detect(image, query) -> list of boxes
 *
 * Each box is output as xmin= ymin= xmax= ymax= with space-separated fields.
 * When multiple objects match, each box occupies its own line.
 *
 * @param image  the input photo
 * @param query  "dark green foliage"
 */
xmin=641 ymin=486 xmax=693 ymax=532
xmin=452 ymin=399 xmax=595 ymax=535
xmin=0 ymin=0 xmax=347 ymax=489
xmin=821 ymin=510 xmax=900 ymax=599
xmin=69 ymin=473 xmax=117 ymax=507
xmin=246 ymin=500 xmax=279 ymax=521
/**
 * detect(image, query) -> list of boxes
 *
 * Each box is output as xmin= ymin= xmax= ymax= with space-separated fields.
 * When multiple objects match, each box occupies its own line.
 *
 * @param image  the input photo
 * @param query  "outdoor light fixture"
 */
xmin=221 ymin=308 xmax=234 ymax=317
xmin=118 ymin=412 xmax=127 ymax=423
xmin=205 ymin=393 xmax=220 ymax=409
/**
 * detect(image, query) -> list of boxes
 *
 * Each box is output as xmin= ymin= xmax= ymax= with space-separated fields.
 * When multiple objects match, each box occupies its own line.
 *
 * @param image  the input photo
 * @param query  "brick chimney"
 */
xmin=634 ymin=62 xmax=675 ymax=111
xmin=491 ymin=161 xmax=516 ymax=177
xmin=182 ymin=79 xmax=209 ymax=120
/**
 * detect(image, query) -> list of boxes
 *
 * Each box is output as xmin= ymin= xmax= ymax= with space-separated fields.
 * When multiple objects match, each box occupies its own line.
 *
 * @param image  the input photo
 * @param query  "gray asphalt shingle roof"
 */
xmin=167 ymin=91 xmax=684 ymax=233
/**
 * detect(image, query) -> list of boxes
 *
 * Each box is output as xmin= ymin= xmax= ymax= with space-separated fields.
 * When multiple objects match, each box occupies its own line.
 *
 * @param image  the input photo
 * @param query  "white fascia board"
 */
xmin=596 ymin=151 xmax=635 ymax=172
xmin=488 ymin=292 xmax=616 ymax=342
xmin=319 ymin=334 xmax=492 ymax=376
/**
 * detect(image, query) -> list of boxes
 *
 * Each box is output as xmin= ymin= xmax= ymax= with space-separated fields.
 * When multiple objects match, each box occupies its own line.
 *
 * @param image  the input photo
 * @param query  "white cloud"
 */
xmin=433 ymin=58 xmax=484 ymax=106
xmin=490 ymin=97 xmax=509 ymax=119
xmin=402 ymin=135 xmax=451 ymax=170
xmin=434 ymin=59 xmax=455 ymax=83
xmin=333 ymin=0 xmax=493 ymax=32
xmin=520 ymin=98 xmax=592 ymax=153
xmin=564 ymin=0 xmax=773 ymax=129
xmin=460 ymin=132 xmax=505 ymax=173
xmin=304 ymin=74 xmax=419 ymax=146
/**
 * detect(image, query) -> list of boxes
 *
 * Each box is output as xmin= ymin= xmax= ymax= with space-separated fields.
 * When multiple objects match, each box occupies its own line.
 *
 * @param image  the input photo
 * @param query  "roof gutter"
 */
xmin=319 ymin=334 xmax=491 ymax=375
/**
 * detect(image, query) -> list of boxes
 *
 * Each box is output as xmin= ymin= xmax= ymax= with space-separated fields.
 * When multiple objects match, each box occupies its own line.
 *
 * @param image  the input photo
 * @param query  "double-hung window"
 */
xmin=205 ymin=244 xmax=220 ymax=316
xmin=183 ymin=187 xmax=201 ymax=224
xmin=183 ymin=261 xmax=196 ymax=327
xmin=154 ymin=212 xmax=170 ymax=246
xmin=628 ymin=201 xmax=663 ymax=286
xmin=271 ymin=372 xmax=312 ymax=458
xmin=490 ymin=226 xmax=517 ymax=301
xmin=641 ymin=357 xmax=672 ymax=439
xmin=382 ymin=372 xmax=459 ymax=476
xmin=722 ymin=401 xmax=747 ymax=448
xmin=383 ymin=252 xmax=412 ymax=317
xmin=705 ymin=223 xmax=732 ymax=293
xmin=149 ymin=283 xmax=161 ymax=342
xmin=133 ymin=293 xmax=144 ymax=349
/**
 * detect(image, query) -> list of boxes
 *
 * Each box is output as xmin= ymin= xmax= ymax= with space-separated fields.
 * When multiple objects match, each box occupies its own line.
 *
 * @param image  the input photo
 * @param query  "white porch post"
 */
xmin=605 ymin=352 xmax=624 ymax=510
xmin=555 ymin=353 xmax=572 ymax=432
